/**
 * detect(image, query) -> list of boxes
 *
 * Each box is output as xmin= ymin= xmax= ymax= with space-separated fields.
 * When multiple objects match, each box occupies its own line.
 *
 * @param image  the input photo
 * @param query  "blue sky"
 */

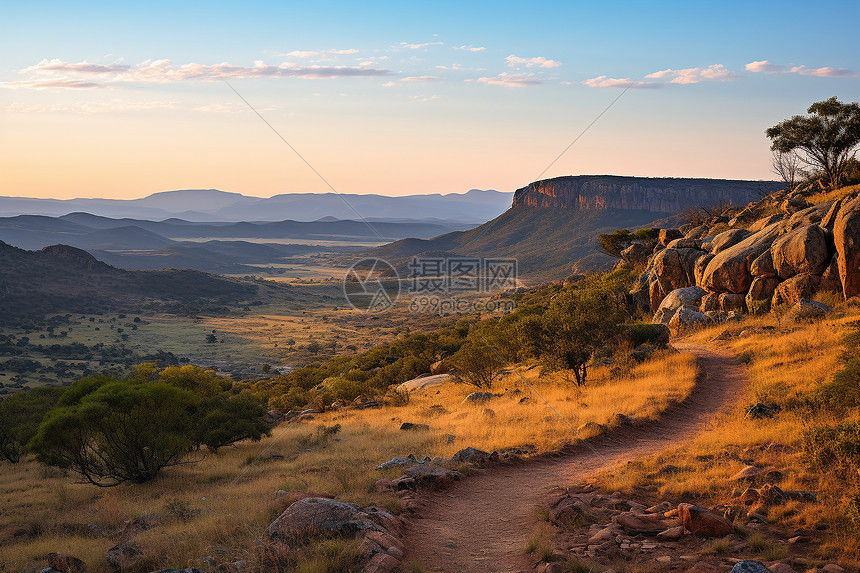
xmin=2 ymin=0 xmax=859 ymax=199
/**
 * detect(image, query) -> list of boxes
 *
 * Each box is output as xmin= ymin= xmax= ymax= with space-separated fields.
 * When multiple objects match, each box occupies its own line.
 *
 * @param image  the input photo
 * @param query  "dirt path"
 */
xmin=402 ymin=343 xmax=750 ymax=573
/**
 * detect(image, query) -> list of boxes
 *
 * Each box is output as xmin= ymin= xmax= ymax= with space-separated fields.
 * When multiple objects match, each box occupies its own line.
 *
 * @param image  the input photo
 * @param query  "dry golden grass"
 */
xmin=0 ymin=351 xmax=696 ymax=572
xmin=808 ymin=183 xmax=860 ymax=205
xmin=596 ymin=304 xmax=860 ymax=562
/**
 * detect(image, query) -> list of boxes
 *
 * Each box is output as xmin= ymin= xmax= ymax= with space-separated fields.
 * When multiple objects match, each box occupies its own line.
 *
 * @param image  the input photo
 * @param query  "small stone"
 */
xmin=731 ymin=563 xmax=771 ymax=573
xmin=788 ymin=535 xmax=809 ymax=544
xmin=678 ymin=503 xmax=734 ymax=538
xmin=768 ymin=563 xmax=798 ymax=573
xmin=363 ymin=552 xmax=400 ymax=573
xmin=544 ymin=564 xmax=565 ymax=573
xmin=656 ymin=525 xmax=685 ymax=540
xmin=656 ymin=556 xmax=672 ymax=564
xmin=822 ymin=566 xmax=845 ymax=573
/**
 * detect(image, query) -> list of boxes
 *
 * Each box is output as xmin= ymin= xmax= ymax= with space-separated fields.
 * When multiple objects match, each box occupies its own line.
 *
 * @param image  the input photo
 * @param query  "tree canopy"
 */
xmin=766 ymin=97 xmax=860 ymax=190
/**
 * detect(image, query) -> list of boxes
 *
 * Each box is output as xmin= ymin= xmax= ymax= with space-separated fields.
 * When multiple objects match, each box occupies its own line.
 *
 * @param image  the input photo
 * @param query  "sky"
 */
xmin=2 ymin=0 xmax=860 ymax=200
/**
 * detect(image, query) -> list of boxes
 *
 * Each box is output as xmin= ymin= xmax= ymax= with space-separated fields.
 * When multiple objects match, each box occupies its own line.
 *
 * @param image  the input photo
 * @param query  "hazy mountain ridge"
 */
xmin=0 ymin=189 xmax=513 ymax=223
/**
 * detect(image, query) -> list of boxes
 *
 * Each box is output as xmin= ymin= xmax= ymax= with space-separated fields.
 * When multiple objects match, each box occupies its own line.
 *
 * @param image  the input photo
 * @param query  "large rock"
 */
xmin=659 ymin=228 xmax=683 ymax=247
xmin=701 ymin=223 xmax=782 ymax=294
xmin=747 ymin=214 xmax=784 ymax=233
xmin=699 ymin=292 xmax=721 ymax=312
xmin=615 ymin=512 xmax=669 ymax=535
xmin=746 ymin=277 xmax=779 ymax=313
xmin=104 ymin=543 xmax=144 ymax=573
xmin=620 ymin=242 xmax=654 ymax=267
xmin=710 ymin=229 xmax=752 ymax=254
xmin=677 ymin=503 xmax=733 ymax=538
xmin=834 ymin=194 xmax=860 ymax=299
xmin=820 ymin=253 xmax=843 ymax=293
xmin=821 ymin=197 xmax=845 ymax=230
xmin=653 ymin=248 xmax=708 ymax=293
xmin=666 ymin=237 xmax=703 ymax=250
xmin=652 ymin=287 xmax=707 ymax=324
xmin=772 ymin=274 xmax=821 ymax=307
xmin=452 ymin=447 xmax=496 ymax=466
xmin=668 ymin=306 xmax=711 ymax=334
xmin=694 ymin=253 xmax=715 ymax=285
xmin=731 ymin=562 xmax=772 ymax=573
xmin=397 ymin=374 xmax=452 ymax=391
xmin=788 ymin=202 xmax=832 ymax=226
xmin=719 ymin=293 xmax=746 ymax=313
xmin=750 ymin=249 xmax=776 ymax=278
xmin=770 ymin=224 xmax=830 ymax=279
xmin=46 ymin=554 xmax=86 ymax=573
xmin=786 ymin=299 xmax=830 ymax=321
xmin=264 ymin=498 xmax=381 ymax=542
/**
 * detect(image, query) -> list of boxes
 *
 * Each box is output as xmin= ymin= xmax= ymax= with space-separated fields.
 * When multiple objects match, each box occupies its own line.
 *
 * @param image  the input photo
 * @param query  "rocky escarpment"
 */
xmin=620 ymin=187 xmax=860 ymax=329
xmin=512 ymin=175 xmax=783 ymax=213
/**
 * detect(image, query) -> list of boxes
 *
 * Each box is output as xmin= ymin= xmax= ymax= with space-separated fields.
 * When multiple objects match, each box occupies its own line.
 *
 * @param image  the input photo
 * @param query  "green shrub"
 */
xmin=816 ymin=358 xmax=860 ymax=412
xmin=801 ymin=422 xmax=860 ymax=479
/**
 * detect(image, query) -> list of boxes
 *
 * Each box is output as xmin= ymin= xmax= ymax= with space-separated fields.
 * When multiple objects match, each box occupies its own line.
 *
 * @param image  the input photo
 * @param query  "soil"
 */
xmin=402 ymin=342 xmax=751 ymax=572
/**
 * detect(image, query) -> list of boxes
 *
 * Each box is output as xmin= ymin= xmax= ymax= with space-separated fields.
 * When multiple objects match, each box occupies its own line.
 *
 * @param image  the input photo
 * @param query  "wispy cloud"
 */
xmin=398 ymin=41 xmax=444 ymax=50
xmin=475 ymin=72 xmax=542 ymax=87
xmin=582 ymin=76 xmax=659 ymax=89
xmin=645 ymin=64 xmax=737 ymax=84
xmin=1 ymin=100 xmax=182 ymax=114
xmin=745 ymin=60 xmax=856 ymax=77
xmin=401 ymin=75 xmax=440 ymax=82
xmin=5 ymin=58 xmax=392 ymax=89
xmin=454 ymin=45 xmax=485 ymax=52
xmin=505 ymin=55 xmax=562 ymax=68
xmin=279 ymin=49 xmax=359 ymax=58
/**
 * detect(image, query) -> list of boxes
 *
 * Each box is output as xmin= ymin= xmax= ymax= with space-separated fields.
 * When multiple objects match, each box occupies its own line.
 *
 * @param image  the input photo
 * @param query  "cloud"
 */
xmin=382 ymin=81 xmax=396 ymax=87
xmin=505 ymin=55 xmax=562 ymax=68
xmin=280 ymin=49 xmax=359 ymax=58
xmin=2 ymin=79 xmax=111 ymax=90
xmin=7 ymin=58 xmax=392 ymax=89
xmin=581 ymin=76 xmax=659 ymax=89
xmin=645 ymin=64 xmax=737 ymax=84
xmin=475 ymin=72 xmax=542 ymax=87
xmin=745 ymin=60 xmax=856 ymax=77
xmin=454 ymin=45 xmax=485 ymax=52
xmin=1 ymin=100 xmax=181 ymax=114
xmin=399 ymin=41 xmax=443 ymax=50
xmin=401 ymin=76 xmax=440 ymax=82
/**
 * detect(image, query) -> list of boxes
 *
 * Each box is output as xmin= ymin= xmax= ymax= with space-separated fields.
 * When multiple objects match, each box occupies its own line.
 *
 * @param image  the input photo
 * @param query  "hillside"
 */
xmin=368 ymin=175 xmax=783 ymax=282
xmin=0 ymin=242 xmax=269 ymax=327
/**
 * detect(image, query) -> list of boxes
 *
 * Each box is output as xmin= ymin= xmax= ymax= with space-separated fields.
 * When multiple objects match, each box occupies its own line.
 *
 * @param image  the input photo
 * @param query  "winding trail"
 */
xmin=401 ymin=343 xmax=750 ymax=573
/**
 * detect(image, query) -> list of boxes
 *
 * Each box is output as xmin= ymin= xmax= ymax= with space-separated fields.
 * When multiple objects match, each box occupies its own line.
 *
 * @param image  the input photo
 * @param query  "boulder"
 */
xmin=463 ymin=391 xmax=495 ymax=403
xmin=730 ymin=562 xmax=771 ymax=573
xmin=781 ymin=195 xmax=809 ymax=214
xmin=659 ymin=228 xmax=683 ymax=247
xmin=363 ymin=552 xmax=400 ymax=573
xmin=730 ymin=465 xmax=765 ymax=480
xmin=452 ymin=447 xmax=496 ymax=466
xmin=834 ymin=194 xmax=860 ymax=299
xmin=677 ymin=503 xmax=734 ymax=538
xmin=719 ymin=293 xmax=746 ymax=313
xmin=710 ymin=229 xmax=752 ymax=254
xmin=668 ymin=306 xmax=711 ymax=334
xmin=105 ymin=543 xmax=144 ymax=573
xmin=702 ymin=223 xmax=782 ymax=294
xmin=685 ymin=225 xmax=709 ymax=239
xmin=772 ymin=274 xmax=821 ymax=307
xmin=615 ymin=512 xmax=669 ymax=535
xmin=746 ymin=277 xmax=779 ymax=313
xmin=822 ymin=197 xmax=845 ymax=230
xmin=653 ymin=248 xmax=708 ymax=292
xmin=549 ymin=495 xmax=597 ymax=528
xmin=785 ymin=299 xmax=830 ymax=321
xmin=694 ymin=253 xmax=715 ymax=286
xmin=771 ymin=224 xmax=830 ymax=279
xmin=397 ymin=464 xmax=461 ymax=489
xmin=652 ymin=286 xmax=707 ymax=324
xmin=262 ymin=410 xmax=287 ymax=426
xmin=750 ymin=249 xmax=777 ymax=278
xmin=747 ymin=214 xmax=784 ymax=233
xmin=399 ymin=422 xmax=429 ymax=431
xmin=656 ymin=525 xmax=685 ymax=540
xmin=699 ymin=292 xmax=721 ymax=312
xmin=788 ymin=202 xmax=832 ymax=226
xmin=46 ymin=554 xmax=86 ymax=573
xmin=397 ymin=374 xmax=452 ymax=391
xmin=666 ymin=237 xmax=703 ymax=250
xmin=264 ymin=498 xmax=381 ymax=542
xmin=620 ymin=242 xmax=654 ymax=267
xmin=649 ymin=279 xmax=665 ymax=313
xmin=820 ymin=253 xmax=843 ymax=293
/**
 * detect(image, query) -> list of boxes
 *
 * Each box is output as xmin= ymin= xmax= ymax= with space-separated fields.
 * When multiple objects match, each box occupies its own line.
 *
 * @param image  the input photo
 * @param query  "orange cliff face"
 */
xmin=511 ymin=175 xmax=784 ymax=214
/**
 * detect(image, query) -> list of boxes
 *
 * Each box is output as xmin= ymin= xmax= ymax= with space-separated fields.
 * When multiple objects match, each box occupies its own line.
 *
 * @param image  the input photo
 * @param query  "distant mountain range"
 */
xmin=0 ymin=189 xmax=513 ymax=223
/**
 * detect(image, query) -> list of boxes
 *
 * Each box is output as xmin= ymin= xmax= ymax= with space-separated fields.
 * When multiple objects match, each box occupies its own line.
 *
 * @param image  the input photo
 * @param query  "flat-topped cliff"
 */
xmin=512 ymin=175 xmax=783 ymax=213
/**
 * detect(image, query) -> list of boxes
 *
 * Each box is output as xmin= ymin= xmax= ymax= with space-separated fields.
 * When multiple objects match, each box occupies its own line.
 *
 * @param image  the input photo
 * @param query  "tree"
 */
xmin=0 ymin=387 xmax=64 ymax=463
xmin=30 ymin=381 xmax=199 ymax=486
xmin=766 ymin=97 xmax=860 ymax=190
xmin=449 ymin=339 xmax=507 ymax=389
xmin=194 ymin=393 xmax=270 ymax=452
xmin=771 ymin=150 xmax=804 ymax=192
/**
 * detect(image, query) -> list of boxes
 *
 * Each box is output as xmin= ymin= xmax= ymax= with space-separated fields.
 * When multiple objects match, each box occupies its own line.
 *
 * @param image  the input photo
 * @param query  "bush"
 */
xmin=816 ymin=358 xmax=860 ymax=412
xmin=598 ymin=228 xmax=659 ymax=258
xmin=801 ymin=422 xmax=860 ymax=479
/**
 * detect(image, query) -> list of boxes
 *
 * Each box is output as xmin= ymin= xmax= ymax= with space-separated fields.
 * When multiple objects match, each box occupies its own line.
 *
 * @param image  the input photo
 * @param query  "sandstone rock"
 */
xmin=398 ymin=463 xmax=461 ymax=489
xmin=588 ymin=525 xmax=619 ymax=543
xmin=750 ymin=249 xmax=777 ymax=277
xmin=789 ymin=202 xmax=832 ymax=226
xmin=668 ymin=306 xmax=711 ymax=334
xmin=652 ymin=286 xmax=708 ymax=324
xmin=46 ymin=554 xmax=86 ymax=573
xmin=768 ymin=563 xmax=798 ymax=573
xmin=654 ymin=248 xmax=708 ymax=292
xmin=452 ymin=446 xmax=495 ymax=466
xmin=822 ymin=565 xmax=845 ymax=573
xmin=702 ymin=223 xmax=783 ymax=294
xmin=700 ymin=292 xmax=721 ymax=312
xmin=746 ymin=277 xmax=780 ymax=313
xmin=262 ymin=410 xmax=287 ymax=426
xmin=821 ymin=198 xmax=845 ymax=230
xmin=785 ymin=299 xmax=830 ymax=321
xmin=264 ymin=498 xmax=381 ymax=541
xmin=550 ymin=496 xmax=596 ymax=528
xmin=397 ymin=374 xmax=452 ymax=391
xmin=649 ymin=278 xmax=665 ymax=312
xmin=105 ymin=543 xmax=144 ymax=572
xmin=685 ymin=225 xmax=709 ymax=239
xmin=363 ymin=552 xmax=400 ymax=573
xmin=771 ymin=224 xmax=830 ymax=279
xmin=834 ymin=194 xmax=860 ymax=299
xmin=659 ymin=228 xmax=683 ymax=247
xmin=694 ymin=253 xmax=715 ymax=285
xmin=620 ymin=242 xmax=654 ymax=267
xmin=463 ymin=391 xmax=495 ymax=403
xmin=748 ymin=214 xmax=785 ymax=233
xmin=781 ymin=195 xmax=809 ymax=214
xmin=711 ymin=228 xmax=753 ymax=254
xmin=666 ymin=237 xmax=703 ymax=250
xmin=719 ymin=293 xmax=746 ymax=313
xmin=772 ymin=274 xmax=821 ymax=307
xmin=544 ymin=563 xmax=566 ymax=573
xmin=656 ymin=525 xmax=685 ymax=540
xmin=677 ymin=503 xmax=734 ymax=538
xmin=731 ymin=465 xmax=765 ymax=480
xmin=820 ymin=253 xmax=843 ymax=293
xmin=399 ymin=422 xmax=429 ymax=431
xmin=615 ymin=512 xmax=668 ymax=535
xmin=731 ymin=562 xmax=771 ymax=573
